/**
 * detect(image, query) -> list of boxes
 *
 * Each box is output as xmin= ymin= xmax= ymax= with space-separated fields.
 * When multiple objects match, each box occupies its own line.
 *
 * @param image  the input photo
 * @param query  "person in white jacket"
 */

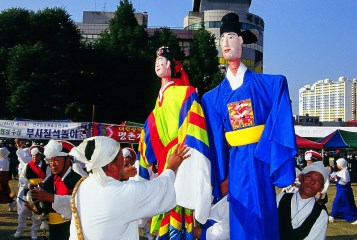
xmin=14 ymin=138 xmax=32 ymax=239
xmin=69 ymin=136 xmax=190 ymax=240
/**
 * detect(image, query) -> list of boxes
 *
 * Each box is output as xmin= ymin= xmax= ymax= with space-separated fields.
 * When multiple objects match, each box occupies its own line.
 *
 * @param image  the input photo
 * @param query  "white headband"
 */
xmin=69 ymin=136 xmax=120 ymax=186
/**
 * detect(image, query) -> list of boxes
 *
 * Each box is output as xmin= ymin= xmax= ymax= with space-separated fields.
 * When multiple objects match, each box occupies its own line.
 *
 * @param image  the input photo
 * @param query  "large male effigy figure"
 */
xmin=138 ymin=46 xmax=211 ymax=239
xmin=201 ymin=13 xmax=297 ymax=239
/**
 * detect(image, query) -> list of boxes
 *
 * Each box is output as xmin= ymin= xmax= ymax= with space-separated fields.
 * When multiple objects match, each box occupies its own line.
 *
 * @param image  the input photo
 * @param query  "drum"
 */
xmin=26 ymin=189 xmax=45 ymax=215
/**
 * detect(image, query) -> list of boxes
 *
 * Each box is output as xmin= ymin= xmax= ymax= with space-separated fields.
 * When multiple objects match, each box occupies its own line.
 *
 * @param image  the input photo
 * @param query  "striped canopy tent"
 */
xmin=296 ymin=134 xmax=323 ymax=149
xmin=317 ymin=129 xmax=357 ymax=148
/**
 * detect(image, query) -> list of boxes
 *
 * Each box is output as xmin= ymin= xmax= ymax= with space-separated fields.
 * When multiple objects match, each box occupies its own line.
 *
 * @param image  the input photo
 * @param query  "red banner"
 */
xmin=92 ymin=122 xmax=142 ymax=144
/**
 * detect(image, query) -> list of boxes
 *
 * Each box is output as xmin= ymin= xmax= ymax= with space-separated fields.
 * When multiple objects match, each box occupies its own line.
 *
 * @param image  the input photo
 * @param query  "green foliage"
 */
xmin=149 ymin=27 xmax=185 ymax=61
xmin=31 ymin=7 xmax=82 ymax=51
xmin=0 ymin=8 xmax=34 ymax=48
xmin=95 ymin=0 xmax=148 ymax=58
xmin=186 ymin=28 xmax=223 ymax=96
xmin=0 ymin=8 xmax=84 ymax=120
xmin=82 ymin=0 xmax=153 ymax=123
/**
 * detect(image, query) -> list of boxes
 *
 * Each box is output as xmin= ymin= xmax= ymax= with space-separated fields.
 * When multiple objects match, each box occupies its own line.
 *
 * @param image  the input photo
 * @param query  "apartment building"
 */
xmin=299 ymin=77 xmax=357 ymax=121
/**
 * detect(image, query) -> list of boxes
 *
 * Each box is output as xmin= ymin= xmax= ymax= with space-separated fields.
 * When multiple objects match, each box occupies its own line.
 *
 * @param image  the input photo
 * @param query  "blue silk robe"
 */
xmin=202 ymin=69 xmax=297 ymax=239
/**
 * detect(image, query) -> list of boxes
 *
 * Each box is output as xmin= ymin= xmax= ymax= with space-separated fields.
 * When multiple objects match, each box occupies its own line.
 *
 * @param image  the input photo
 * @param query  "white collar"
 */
xmin=226 ymin=63 xmax=247 ymax=90
xmin=61 ymin=166 xmax=72 ymax=181
xmin=159 ymin=81 xmax=174 ymax=102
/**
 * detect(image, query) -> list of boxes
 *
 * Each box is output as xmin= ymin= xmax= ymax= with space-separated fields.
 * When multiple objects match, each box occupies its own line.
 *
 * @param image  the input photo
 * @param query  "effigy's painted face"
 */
xmin=155 ymin=56 xmax=171 ymax=78
xmin=220 ymin=32 xmax=243 ymax=61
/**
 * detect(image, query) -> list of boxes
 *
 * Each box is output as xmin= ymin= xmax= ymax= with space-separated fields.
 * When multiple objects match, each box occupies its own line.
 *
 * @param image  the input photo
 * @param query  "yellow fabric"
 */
xmin=29 ymin=178 xmax=43 ymax=185
xmin=48 ymin=212 xmax=70 ymax=225
xmin=225 ymin=124 xmax=265 ymax=146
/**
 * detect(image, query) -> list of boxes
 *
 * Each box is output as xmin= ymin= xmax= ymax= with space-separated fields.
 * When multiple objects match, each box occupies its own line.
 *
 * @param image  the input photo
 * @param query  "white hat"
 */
xmin=44 ymin=140 xmax=74 ymax=158
xmin=122 ymin=148 xmax=131 ymax=158
xmin=336 ymin=158 xmax=348 ymax=169
xmin=301 ymin=161 xmax=329 ymax=184
xmin=122 ymin=147 xmax=136 ymax=160
xmin=0 ymin=147 xmax=10 ymax=159
xmin=29 ymin=145 xmax=44 ymax=156
xmin=304 ymin=150 xmax=322 ymax=162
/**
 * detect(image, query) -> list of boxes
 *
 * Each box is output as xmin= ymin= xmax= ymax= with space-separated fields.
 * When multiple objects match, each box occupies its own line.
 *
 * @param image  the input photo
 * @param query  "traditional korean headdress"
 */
xmin=44 ymin=140 xmax=74 ymax=158
xmin=304 ymin=150 xmax=322 ymax=162
xmin=156 ymin=46 xmax=190 ymax=86
xmin=220 ymin=12 xmax=259 ymax=44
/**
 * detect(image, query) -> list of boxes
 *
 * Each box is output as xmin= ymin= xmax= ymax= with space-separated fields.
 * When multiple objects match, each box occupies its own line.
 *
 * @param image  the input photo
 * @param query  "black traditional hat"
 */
xmin=220 ymin=13 xmax=258 ymax=44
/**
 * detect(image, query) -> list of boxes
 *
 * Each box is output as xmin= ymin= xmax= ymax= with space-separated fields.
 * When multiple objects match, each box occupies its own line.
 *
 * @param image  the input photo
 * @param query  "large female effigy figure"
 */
xmin=201 ymin=13 xmax=297 ymax=239
xmin=138 ymin=46 xmax=211 ymax=239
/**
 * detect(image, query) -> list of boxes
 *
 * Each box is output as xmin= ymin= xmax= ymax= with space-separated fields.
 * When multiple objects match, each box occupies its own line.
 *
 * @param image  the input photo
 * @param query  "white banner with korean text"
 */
xmin=0 ymin=120 xmax=91 ymax=140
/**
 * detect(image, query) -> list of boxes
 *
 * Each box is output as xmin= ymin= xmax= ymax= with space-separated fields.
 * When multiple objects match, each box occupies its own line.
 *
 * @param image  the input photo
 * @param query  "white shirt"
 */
xmin=69 ymin=169 xmax=177 ymax=240
xmin=336 ymin=168 xmax=350 ymax=185
xmin=205 ymin=196 xmax=230 ymax=240
xmin=0 ymin=157 xmax=9 ymax=171
xmin=226 ymin=63 xmax=247 ymax=90
xmin=277 ymin=192 xmax=328 ymax=240
xmin=16 ymin=147 xmax=31 ymax=178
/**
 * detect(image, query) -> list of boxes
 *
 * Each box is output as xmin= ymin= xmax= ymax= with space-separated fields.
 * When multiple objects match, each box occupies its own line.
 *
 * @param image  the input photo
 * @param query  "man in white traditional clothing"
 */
xmin=68 ymin=136 xmax=190 ymax=240
xmin=14 ymin=138 xmax=32 ymax=238
xmin=15 ymin=146 xmax=51 ymax=240
xmin=277 ymin=161 xmax=329 ymax=240
xmin=31 ymin=140 xmax=82 ymax=240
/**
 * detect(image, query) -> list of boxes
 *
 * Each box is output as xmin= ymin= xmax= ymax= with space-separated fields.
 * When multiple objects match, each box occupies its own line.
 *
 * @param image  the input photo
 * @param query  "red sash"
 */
xmin=53 ymin=175 xmax=69 ymax=195
xmin=28 ymin=162 xmax=46 ymax=179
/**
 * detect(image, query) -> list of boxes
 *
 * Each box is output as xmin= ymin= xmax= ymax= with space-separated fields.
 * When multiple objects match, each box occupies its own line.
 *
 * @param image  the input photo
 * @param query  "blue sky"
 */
xmin=0 ymin=0 xmax=356 ymax=114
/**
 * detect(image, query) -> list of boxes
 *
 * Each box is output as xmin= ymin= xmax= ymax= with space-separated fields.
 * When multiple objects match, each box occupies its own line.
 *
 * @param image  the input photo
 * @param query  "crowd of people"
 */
xmin=0 ymin=12 xmax=357 ymax=240
xmin=1 ymin=137 xmax=357 ymax=240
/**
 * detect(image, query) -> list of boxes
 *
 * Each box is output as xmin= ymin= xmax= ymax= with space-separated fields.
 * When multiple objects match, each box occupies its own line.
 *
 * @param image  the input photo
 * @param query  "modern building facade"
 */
xmin=299 ymin=77 xmax=357 ymax=121
xmin=76 ymin=11 xmax=148 ymax=41
xmin=184 ymin=0 xmax=264 ymax=73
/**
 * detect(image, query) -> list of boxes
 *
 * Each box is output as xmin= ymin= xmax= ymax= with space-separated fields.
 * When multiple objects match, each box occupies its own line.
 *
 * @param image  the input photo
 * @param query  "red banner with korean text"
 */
xmin=92 ymin=122 xmax=142 ymax=144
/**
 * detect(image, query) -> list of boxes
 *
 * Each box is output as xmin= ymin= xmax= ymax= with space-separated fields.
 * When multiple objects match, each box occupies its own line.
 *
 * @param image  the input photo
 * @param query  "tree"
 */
xmin=0 ymin=8 xmax=33 ymax=48
xmin=2 ymin=8 xmax=85 ymax=120
xmin=89 ymin=0 xmax=153 ymax=124
xmin=95 ymin=0 xmax=148 ymax=58
xmin=186 ymin=28 xmax=223 ymax=96
xmin=0 ymin=8 xmax=34 ymax=118
xmin=149 ymin=27 xmax=185 ymax=61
